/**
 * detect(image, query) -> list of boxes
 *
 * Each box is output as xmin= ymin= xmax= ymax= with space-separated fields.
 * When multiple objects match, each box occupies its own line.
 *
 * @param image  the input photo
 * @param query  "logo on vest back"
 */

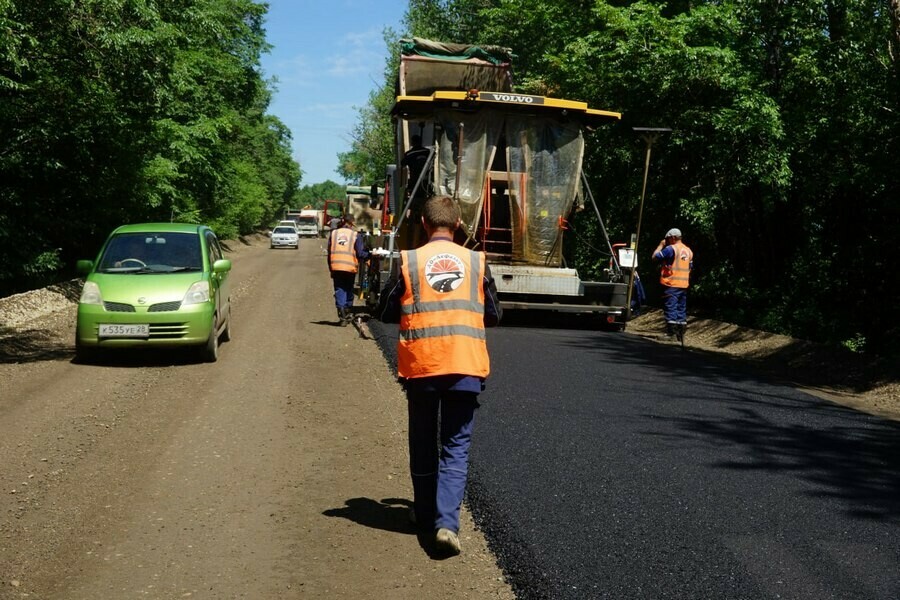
xmin=424 ymin=253 xmax=465 ymax=293
xmin=336 ymin=233 xmax=350 ymax=246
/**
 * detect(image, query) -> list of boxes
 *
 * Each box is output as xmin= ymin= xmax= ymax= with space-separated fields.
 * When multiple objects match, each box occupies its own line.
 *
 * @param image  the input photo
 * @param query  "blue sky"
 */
xmin=258 ymin=1 xmax=409 ymax=186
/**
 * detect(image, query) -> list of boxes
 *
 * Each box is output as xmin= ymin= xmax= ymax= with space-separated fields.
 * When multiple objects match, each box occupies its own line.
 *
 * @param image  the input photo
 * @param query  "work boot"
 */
xmin=339 ymin=307 xmax=350 ymax=326
xmin=435 ymin=528 xmax=461 ymax=556
xmin=663 ymin=322 xmax=676 ymax=340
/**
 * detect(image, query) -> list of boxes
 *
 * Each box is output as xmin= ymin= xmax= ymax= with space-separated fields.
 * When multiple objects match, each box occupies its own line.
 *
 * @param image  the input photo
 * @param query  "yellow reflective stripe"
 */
xmin=401 ymin=299 xmax=482 ymax=315
xmin=400 ymin=325 xmax=486 ymax=341
xmin=407 ymin=249 xmax=421 ymax=303
xmin=469 ymin=249 xmax=481 ymax=300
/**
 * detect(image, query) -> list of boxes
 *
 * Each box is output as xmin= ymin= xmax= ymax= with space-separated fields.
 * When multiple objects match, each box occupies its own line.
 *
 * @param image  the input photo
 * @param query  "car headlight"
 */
xmin=182 ymin=281 xmax=210 ymax=305
xmin=80 ymin=281 xmax=103 ymax=305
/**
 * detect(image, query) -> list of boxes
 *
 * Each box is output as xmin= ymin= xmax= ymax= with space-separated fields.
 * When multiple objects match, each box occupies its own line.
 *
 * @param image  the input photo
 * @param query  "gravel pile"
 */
xmin=0 ymin=280 xmax=82 ymax=329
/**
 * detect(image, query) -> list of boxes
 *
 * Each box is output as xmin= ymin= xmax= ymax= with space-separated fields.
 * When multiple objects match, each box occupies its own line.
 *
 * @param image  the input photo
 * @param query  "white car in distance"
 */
xmin=270 ymin=225 xmax=299 ymax=249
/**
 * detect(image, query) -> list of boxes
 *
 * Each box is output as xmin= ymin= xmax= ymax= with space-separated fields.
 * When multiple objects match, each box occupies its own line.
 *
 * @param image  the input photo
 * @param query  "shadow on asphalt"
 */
xmin=497 ymin=309 xmax=624 ymax=331
xmin=559 ymin=331 xmax=900 ymax=523
xmin=370 ymin=314 xmax=900 ymax=523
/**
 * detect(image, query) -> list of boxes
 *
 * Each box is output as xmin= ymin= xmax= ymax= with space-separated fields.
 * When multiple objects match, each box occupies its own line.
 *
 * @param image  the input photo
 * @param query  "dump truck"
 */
xmin=284 ymin=208 xmax=303 ymax=226
xmin=345 ymin=185 xmax=385 ymax=236
xmin=297 ymin=208 xmax=322 ymax=237
xmin=365 ymin=38 xmax=631 ymax=326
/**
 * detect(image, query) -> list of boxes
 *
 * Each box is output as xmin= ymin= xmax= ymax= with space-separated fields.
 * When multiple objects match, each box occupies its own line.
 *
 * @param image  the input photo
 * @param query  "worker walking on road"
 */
xmin=652 ymin=228 xmax=693 ymax=339
xmin=375 ymin=195 xmax=502 ymax=556
xmin=327 ymin=213 xmax=369 ymax=326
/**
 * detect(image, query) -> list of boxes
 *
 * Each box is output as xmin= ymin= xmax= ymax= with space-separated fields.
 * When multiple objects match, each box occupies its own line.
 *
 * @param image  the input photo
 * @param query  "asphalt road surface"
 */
xmin=369 ymin=317 xmax=900 ymax=600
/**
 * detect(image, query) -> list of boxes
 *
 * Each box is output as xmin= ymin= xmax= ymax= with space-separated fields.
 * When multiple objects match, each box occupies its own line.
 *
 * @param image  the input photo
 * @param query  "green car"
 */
xmin=75 ymin=223 xmax=232 ymax=363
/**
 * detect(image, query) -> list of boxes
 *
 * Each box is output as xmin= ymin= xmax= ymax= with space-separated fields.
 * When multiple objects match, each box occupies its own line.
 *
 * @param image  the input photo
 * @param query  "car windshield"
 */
xmin=273 ymin=227 xmax=297 ymax=234
xmin=97 ymin=232 xmax=203 ymax=273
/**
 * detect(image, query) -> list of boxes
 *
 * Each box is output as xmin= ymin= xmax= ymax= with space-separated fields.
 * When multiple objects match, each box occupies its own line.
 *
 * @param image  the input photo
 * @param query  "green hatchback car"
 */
xmin=75 ymin=223 xmax=232 ymax=363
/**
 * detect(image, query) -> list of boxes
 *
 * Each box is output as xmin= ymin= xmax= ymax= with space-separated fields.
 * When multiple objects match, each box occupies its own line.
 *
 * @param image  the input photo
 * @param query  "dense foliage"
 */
xmin=0 ymin=0 xmax=300 ymax=294
xmin=291 ymin=180 xmax=346 ymax=211
xmin=344 ymin=0 xmax=899 ymax=355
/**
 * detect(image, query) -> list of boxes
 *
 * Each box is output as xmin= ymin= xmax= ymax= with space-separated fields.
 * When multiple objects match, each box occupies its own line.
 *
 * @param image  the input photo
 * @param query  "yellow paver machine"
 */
xmin=367 ymin=38 xmax=632 ymax=326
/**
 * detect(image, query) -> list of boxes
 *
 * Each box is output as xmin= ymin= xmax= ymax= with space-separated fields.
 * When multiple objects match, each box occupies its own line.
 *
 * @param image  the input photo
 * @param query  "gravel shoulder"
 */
xmin=0 ymin=234 xmax=514 ymax=600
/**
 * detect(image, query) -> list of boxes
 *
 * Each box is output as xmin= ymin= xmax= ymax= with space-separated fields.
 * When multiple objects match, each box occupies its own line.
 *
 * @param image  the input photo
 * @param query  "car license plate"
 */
xmin=99 ymin=324 xmax=150 ymax=338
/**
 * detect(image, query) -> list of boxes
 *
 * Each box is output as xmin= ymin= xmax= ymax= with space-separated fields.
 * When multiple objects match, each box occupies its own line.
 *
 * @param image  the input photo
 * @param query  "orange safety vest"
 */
xmin=328 ymin=227 xmax=359 ymax=273
xmin=659 ymin=241 xmax=693 ymax=288
xmin=398 ymin=240 xmax=490 ymax=379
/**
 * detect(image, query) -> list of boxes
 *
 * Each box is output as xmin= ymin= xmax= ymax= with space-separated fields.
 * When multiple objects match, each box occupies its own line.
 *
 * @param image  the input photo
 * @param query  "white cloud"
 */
xmin=326 ymin=28 xmax=387 ymax=78
xmin=266 ymin=54 xmax=319 ymax=88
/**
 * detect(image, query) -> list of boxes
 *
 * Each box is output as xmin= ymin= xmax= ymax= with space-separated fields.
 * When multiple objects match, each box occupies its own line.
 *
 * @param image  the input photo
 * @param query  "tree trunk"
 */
xmin=891 ymin=0 xmax=900 ymax=66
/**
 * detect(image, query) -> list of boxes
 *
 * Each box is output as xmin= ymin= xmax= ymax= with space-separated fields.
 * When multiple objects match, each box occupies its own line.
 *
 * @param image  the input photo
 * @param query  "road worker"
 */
xmin=327 ymin=213 xmax=369 ymax=325
xmin=652 ymin=228 xmax=693 ymax=339
xmin=375 ymin=194 xmax=502 ymax=556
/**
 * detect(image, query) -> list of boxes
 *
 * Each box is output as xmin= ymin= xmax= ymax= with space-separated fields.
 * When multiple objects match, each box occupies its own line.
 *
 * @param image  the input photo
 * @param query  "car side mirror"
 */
xmin=76 ymin=260 xmax=93 ymax=275
xmin=212 ymin=259 xmax=232 ymax=274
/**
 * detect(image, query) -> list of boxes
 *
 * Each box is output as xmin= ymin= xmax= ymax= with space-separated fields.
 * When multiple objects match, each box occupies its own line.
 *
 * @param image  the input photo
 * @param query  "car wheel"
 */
xmin=201 ymin=317 xmax=219 ymax=363
xmin=221 ymin=307 xmax=232 ymax=343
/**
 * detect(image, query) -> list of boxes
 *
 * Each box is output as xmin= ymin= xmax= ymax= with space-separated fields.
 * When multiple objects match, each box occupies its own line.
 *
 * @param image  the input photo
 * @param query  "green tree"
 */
xmin=0 ymin=0 xmax=299 ymax=294
xmin=293 ymin=181 xmax=346 ymax=210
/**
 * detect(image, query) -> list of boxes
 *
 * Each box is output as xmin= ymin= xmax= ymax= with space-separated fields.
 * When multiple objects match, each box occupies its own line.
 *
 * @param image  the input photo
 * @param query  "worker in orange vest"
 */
xmin=327 ymin=213 xmax=369 ymax=326
xmin=652 ymin=228 xmax=693 ymax=339
xmin=375 ymin=195 xmax=502 ymax=556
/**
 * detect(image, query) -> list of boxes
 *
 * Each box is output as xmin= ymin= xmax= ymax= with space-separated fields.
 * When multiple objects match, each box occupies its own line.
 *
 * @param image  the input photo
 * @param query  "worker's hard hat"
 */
xmin=665 ymin=228 xmax=682 ymax=238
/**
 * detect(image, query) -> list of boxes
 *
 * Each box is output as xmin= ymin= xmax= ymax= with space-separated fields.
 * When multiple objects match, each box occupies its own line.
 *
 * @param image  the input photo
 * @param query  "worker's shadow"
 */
xmin=310 ymin=320 xmax=344 ymax=327
xmin=323 ymin=497 xmax=414 ymax=534
xmin=323 ymin=497 xmax=453 ymax=559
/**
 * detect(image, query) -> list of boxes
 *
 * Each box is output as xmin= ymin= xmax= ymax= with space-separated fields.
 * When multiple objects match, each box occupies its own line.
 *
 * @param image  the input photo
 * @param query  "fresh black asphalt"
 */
xmin=368 ymin=316 xmax=900 ymax=600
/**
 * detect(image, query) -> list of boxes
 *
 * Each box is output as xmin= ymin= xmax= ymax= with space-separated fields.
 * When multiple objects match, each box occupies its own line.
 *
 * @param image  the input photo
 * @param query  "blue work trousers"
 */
xmin=407 ymin=389 xmax=478 ymax=533
xmin=331 ymin=272 xmax=356 ymax=309
xmin=662 ymin=285 xmax=688 ymax=324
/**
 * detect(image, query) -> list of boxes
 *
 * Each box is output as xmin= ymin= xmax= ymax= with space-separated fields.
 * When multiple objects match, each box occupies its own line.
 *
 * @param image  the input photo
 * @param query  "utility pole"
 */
xmin=626 ymin=127 xmax=671 ymax=320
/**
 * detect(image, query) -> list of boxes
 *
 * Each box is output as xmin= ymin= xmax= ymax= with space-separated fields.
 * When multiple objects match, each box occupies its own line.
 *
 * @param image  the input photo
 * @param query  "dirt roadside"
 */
xmin=0 ymin=234 xmax=514 ymax=600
